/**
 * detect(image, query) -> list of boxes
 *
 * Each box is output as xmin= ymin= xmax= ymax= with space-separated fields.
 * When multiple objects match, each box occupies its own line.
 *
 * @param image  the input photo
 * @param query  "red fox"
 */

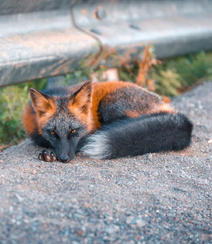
xmin=22 ymin=81 xmax=193 ymax=162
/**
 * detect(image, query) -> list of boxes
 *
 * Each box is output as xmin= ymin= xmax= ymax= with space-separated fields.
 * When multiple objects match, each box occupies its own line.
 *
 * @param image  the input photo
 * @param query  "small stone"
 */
xmin=15 ymin=194 xmax=23 ymax=202
xmin=208 ymin=139 xmax=212 ymax=144
xmin=107 ymin=216 xmax=113 ymax=221
xmin=0 ymin=160 xmax=3 ymax=163
xmin=126 ymin=216 xmax=146 ymax=228
xmin=135 ymin=218 xmax=146 ymax=228
xmin=189 ymin=111 xmax=194 ymax=117
xmin=105 ymin=225 xmax=120 ymax=234
xmin=126 ymin=216 xmax=134 ymax=224
xmin=148 ymin=154 xmax=153 ymax=161
xmin=153 ymin=171 xmax=159 ymax=176
xmin=32 ymin=170 xmax=37 ymax=174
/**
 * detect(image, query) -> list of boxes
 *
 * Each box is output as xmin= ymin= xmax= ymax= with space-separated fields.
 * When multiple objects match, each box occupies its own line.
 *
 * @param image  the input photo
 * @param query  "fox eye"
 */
xmin=68 ymin=129 xmax=77 ymax=139
xmin=50 ymin=130 xmax=59 ymax=139
xmin=70 ymin=129 xmax=76 ymax=134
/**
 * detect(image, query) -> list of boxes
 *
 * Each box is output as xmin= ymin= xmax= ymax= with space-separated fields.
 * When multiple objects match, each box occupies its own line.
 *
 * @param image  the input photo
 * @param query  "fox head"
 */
xmin=29 ymin=81 xmax=93 ymax=162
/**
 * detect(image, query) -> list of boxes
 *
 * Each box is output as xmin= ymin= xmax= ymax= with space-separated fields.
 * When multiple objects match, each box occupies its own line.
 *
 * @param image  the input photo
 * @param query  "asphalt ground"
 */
xmin=0 ymin=82 xmax=211 ymax=244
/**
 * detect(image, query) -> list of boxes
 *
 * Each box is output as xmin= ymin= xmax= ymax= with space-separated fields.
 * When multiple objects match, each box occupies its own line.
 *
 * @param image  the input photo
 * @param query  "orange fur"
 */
xmin=22 ymin=99 xmax=57 ymax=135
xmin=22 ymin=103 xmax=38 ymax=135
xmin=151 ymin=103 xmax=175 ymax=114
xmin=30 ymin=88 xmax=56 ymax=119
xmin=37 ymin=100 xmax=57 ymax=133
xmin=68 ymin=81 xmax=94 ymax=131
xmin=67 ymin=81 xmax=135 ymax=131
xmin=23 ymin=89 xmax=57 ymax=135
xmin=91 ymin=81 xmax=135 ymax=129
xmin=125 ymin=110 xmax=141 ymax=118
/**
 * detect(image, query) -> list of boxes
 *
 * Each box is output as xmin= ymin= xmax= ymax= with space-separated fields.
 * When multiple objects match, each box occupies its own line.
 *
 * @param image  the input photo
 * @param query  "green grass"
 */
xmin=153 ymin=51 xmax=212 ymax=95
xmin=0 ymin=51 xmax=212 ymax=148
xmin=0 ymin=79 xmax=47 ymax=148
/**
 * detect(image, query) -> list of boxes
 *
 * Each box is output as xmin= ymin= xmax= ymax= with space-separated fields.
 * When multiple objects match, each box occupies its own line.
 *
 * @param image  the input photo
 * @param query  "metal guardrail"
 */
xmin=0 ymin=0 xmax=212 ymax=87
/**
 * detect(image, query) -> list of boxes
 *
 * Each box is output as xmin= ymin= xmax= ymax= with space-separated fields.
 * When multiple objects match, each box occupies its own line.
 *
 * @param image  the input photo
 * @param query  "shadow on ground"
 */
xmin=0 ymin=82 xmax=211 ymax=243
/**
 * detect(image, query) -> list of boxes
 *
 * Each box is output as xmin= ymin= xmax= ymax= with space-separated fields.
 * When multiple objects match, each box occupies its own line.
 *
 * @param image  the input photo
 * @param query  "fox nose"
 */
xmin=59 ymin=155 xmax=69 ymax=162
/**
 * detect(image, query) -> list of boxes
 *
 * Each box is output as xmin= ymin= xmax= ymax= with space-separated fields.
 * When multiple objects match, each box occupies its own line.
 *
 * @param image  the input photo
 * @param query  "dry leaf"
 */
xmin=136 ymin=46 xmax=161 ymax=87
xmin=147 ymin=79 xmax=155 ymax=91
xmin=163 ymin=96 xmax=171 ymax=103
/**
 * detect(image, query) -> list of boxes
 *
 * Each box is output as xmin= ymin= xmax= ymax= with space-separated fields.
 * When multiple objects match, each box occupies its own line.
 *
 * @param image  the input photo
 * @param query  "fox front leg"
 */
xmin=38 ymin=149 xmax=57 ymax=162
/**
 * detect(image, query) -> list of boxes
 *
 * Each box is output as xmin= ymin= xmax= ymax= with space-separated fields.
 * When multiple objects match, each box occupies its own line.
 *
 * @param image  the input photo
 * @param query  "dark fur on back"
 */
xmin=80 ymin=113 xmax=193 ymax=159
xmin=98 ymin=86 xmax=162 ymax=124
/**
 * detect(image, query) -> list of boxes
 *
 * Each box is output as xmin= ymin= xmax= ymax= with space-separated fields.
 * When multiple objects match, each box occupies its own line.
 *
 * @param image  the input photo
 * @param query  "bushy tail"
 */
xmin=80 ymin=113 xmax=193 ymax=159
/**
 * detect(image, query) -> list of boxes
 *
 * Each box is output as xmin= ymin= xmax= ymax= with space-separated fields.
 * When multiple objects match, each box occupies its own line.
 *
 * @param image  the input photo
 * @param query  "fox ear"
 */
xmin=69 ymin=81 xmax=92 ymax=114
xmin=29 ymin=88 xmax=55 ymax=117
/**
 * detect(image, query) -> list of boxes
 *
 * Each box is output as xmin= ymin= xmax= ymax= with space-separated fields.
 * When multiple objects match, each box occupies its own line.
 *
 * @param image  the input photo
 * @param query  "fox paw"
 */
xmin=38 ymin=149 xmax=57 ymax=162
